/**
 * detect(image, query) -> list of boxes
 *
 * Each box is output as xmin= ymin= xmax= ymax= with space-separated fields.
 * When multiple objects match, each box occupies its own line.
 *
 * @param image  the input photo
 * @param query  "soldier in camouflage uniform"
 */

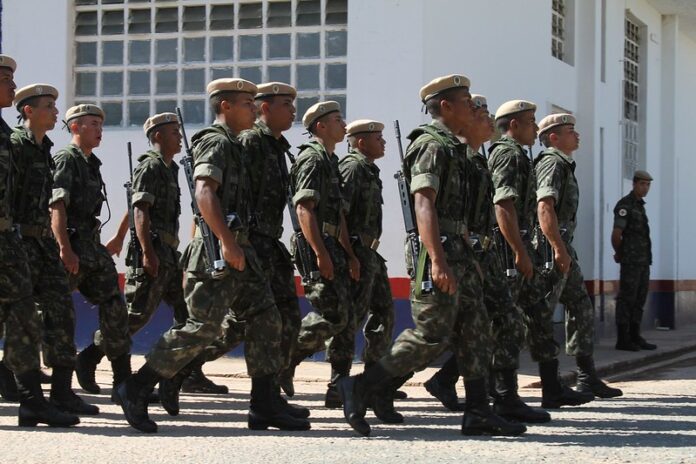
xmin=488 ymin=100 xmax=592 ymax=409
xmin=50 ymin=104 xmax=132 ymax=400
xmin=276 ymin=100 xmax=362 ymax=397
xmin=339 ymin=75 xmax=525 ymax=437
xmin=10 ymin=84 xmax=98 ymax=417
xmin=424 ymin=95 xmax=549 ymax=423
xmin=115 ymin=78 xmax=309 ymax=434
xmin=323 ymin=119 xmax=397 ymax=411
xmin=612 ymin=170 xmax=656 ymax=351
xmin=535 ymin=113 xmax=622 ymax=399
xmin=0 ymin=57 xmax=79 ymax=427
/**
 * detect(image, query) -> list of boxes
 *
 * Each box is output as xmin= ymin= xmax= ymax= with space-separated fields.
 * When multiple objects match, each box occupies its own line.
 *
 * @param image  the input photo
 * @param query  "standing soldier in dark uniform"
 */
xmin=50 ymin=105 xmax=133 ymax=400
xmin=612 ymin=170 xmax=656 ymax=351
xmin=535 ymin=113 xmax=622 ymax=398
xmin=339 ymin=75 xmax=525 ymax=437
xmin=115 ymin=78 xmax=309 ymax=434
xmin=323 ymin=119 xmax=398 ymax=415
xmin=10 ymin=84 xmax=98 ymax=416
xmin=489 ymin=100 xmax=592 ymax=409
xmin=277 ymin=101 xmax=361 ymax=396
xmin=0 ymin=58 xmax=79 ymax=427
xmin=425 ymin=95 xmax=550 ymax=423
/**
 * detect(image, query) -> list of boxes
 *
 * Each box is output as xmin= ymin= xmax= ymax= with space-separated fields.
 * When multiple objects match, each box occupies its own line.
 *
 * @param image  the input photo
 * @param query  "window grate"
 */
xmin=622 ymin=16 xmax=641 ymax=179
xmin=551 ymin=0 xmax=565 ymax=61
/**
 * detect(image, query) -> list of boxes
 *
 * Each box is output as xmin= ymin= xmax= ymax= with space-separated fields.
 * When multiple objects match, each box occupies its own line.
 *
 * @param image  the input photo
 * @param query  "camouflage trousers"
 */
xmin=326 ymin=243 xmax=394 ymax=366
xmin=146 ymin=239 xmax=282 ymax=379
xmin=380 ymin=244 xmax=492 ymax=381
xmin=477 ymin=244 xmax=525 ymax=371
xmin=615 ymin=264 xmax=650 ymax=326
xmin=196 ymin=235 xmax=301 ymax=370
xmin=294 ymin=236 xmax=352 ymax=359
xmin=0 ymin=231 xmax=41 ymax=375
xmin=22 ymin=236 xmax=77 ymax=368
xmin=69 ymin=238 xmax=131 ymax=360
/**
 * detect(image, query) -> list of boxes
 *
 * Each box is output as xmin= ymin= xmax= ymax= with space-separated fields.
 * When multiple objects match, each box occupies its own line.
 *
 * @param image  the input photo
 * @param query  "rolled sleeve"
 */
xmin=193 ymin=163 xmax=223 ymax=184
xmin=291 ymin=152 xmax=323 ymax=207
xmin=493 ymin=185 xmax=518 ymax=204
xmin=132 ymin=191 xmax=155 ymax=206
xmin=410 ymin=173 xmax=440 ymax=194
xmin=49 ymin=187 xmax=70 ymax=207
xmin=536 ymin=185 xmax=559 ymax=202
xmin=293 ymin=188 xmax=320 ymax=206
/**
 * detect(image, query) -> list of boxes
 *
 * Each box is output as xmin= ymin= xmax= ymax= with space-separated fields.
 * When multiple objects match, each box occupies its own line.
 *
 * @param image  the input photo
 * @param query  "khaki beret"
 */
xmin=633 ymin=170 xmax=653 ymax=181
xmin=538 ymin=113 xmax=576 ymax=136
xmin=471 ymin=94 xmax=488 ymax=109
xmin=143 ymin=112 xmax=179 ymax=137
xmin=255 ymin=82 xmax=297 ymax=99
xmin=0 ymin=55 xmax=17 ymax=72
xmin=206 ymin=78 xmax=257 ymax=97
xmin=419 ymin=74 xmax=471 ymax=103
xmin=65 ymin=103 xmax=105 ymax=123
xmin=346 ymin=119 xmax=384 ymax=136
xmin=495 ymin=100 xmax=537 ymax=120
xmin=13 ymin=83 xmax=59 ymax=108
xmin=302 ymin=100 xmax=341 ymax=129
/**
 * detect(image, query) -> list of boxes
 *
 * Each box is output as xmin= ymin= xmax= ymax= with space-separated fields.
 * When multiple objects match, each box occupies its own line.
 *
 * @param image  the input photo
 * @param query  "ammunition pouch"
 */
xmin=469 ymin=233 xmax=492 ymax=254
xmin=352 ymin=233 xmax=380 ymax=251
xmin=322 ymin=222 xmax=340 ymax=239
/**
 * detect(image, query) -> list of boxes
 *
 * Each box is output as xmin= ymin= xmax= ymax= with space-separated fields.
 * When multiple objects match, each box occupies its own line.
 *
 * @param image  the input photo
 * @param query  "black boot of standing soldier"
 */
xmin=630 ymin=323 xmax=657 ymax=350
xmin=248 ymin=375 xmax=311 ymax=431
xmin=75 ymin=343 xmax=104 ymax=393
xmin=115 ymin=364 xmax=161 ymax=433
xmin=0 ymin=360 xmax=20 ymax=401
xmin=50 ymin=366 xmax=99 ymax=415
xmin=615 ymin=324 xmax=640 ymax=351
xmin=16 ymin=370 xmax=79 ymax=428
xmin=575 ymin=355 xmax=623 ymax=398
xmin=461 ymin=378 xmax=526 ymax=436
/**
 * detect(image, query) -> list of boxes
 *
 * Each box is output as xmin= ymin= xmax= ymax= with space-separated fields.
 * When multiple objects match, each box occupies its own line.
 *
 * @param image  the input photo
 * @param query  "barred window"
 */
xmin=551 ymin=0 xmax=565 ymax=61
xmin=73 ymin=0 xmax=348 ymax=127
xmin=622 ymin=16 xmax=641 ymax=179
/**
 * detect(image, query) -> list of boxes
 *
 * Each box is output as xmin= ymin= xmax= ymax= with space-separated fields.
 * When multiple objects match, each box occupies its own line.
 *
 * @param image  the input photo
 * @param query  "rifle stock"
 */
xmin=125 ymin=142 xmax=145 ymax=281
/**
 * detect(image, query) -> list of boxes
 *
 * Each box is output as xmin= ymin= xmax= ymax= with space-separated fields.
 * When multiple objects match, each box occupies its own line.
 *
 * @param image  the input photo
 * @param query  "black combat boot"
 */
xmin=75 ymin=343 xmax=105 ymax=393
xmin=109 ymin=353 xmax=132 ymax=404
xmin=50 ymin=366 xmax=100 ymax=415
xmin=278 ymin=352 xmax=306 ymax=398
xmin=115 ymin=364 xmax=161 ymax=433
xmin=371 ymin=376 xmax=405 ymax=424
xmin=248 ymin=375 xmax=311 ymax=431
xmin=158 ymin=362 xmax=195 ymax=416
xmin=272 ymin=378 xmax=310 ymax=419
xmin=630 ymin=323 xmax=657 ymax=350
xmin=576 ymin=355 xmax=623 ymax=398
xmin=492 ymin=369 xmax=550 ymax=423
xmin=539 ymin=359 xmax=594 ymax=408
xmin=337 ymin=362 xmax=392 ymax=437
xmin=615 ymin=324 xmax=640 ymax=351
xmin=325 ymin=359 xmax=351 ymax=409
xmin=365 ymin=361 xmax=408 ymax=400
xmin=0 ymin=360 xmax=20 ymax=402
xmin=181 ymin=362 xmax=229 ymax=394
xmin=16 ymin=370 xmax=80 ymax=428
xmin=424 ymin=355 xmax=464 ymax=411
xmin=461 ymin=378 xmax=526 ymax=436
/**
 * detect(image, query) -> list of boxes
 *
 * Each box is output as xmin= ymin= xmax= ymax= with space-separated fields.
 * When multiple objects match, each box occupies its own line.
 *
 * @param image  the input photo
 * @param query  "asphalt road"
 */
xmin=1 ymin=358 xmax=695 ymax=464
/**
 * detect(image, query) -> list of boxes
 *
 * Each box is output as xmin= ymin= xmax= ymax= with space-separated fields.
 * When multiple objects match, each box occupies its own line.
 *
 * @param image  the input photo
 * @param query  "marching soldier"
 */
xmin=535 ymin=113 xmax=622 ymax=398
xmin=612 ymin=170 xmax=657 ymax=351
xmin=0 ymin=57 xmax=79 ymax=427
xmin=10 ymin=84 xmax=98 ymax=416
xmin=488 ymin=100 xmax=593 ymax=408
xmin=338 ymin=75 xmax=525 ymax=437
xmin=277 ymin=101 xmax=361 ymax=396
xmin=50 ymin=105 xmax=133 ymax=400
xmin=115 ymin=78 xmax=309 ymax=433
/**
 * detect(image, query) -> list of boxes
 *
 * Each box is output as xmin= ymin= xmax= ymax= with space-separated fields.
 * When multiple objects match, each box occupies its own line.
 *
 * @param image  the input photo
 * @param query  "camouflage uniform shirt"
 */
xmin=535 ymin=147 xmax=578 ymax=240
xmin=613 ymin=192 xmax=652 ymax=265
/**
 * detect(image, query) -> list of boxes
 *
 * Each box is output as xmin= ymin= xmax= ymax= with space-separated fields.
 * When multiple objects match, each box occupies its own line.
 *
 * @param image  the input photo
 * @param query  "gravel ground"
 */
xmin=1 ymin=357 xmax=695 ymax=464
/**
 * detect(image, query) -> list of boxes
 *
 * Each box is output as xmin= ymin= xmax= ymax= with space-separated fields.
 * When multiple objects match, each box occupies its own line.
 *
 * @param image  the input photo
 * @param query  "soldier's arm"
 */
xmin=134 ymin=202 xmax=158 ymax=276
xmin=538 ymin=198 xmax=570 ymax=273
xmin=611 ymin=202 xmax=628 ymax=262
xmin=104 ymin=212 xmax=128 ymax=256
xmin=611 ymin=228 xmax=623 ymax=262
xmin=49 ymin=200 xmax=79 ymax=274
xmin=338 ymin=210 xmax=360 ymax=281
xmin=296 ymin=199 xmax=332 ymax=279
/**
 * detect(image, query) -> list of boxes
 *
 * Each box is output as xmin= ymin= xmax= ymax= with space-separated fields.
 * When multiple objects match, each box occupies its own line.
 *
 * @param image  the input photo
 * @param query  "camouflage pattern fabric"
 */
xmin=615 ymin=263 xmax=650 ymax=326
xmin=144 ymin=122 xmax=282 ymax=379
xmin=52 ymin=144 xmax=131 ymax=360
xmin=613 ymin=192 xmax=652 ymax=265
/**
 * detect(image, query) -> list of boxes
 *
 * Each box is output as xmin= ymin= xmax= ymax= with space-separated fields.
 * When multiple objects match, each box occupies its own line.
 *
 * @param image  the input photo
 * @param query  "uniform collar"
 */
xmin=16 ymin=125 xmax=53 ymax=149
xmin=69 ymin=143 xmax=101 ymax=166
xmin=430 ymin=120 xmax=464 ymax=147
xmin=546 ymin=147 xmax=576 ymax=167
xmin=255 ymin=119 xmax=291 ymax=150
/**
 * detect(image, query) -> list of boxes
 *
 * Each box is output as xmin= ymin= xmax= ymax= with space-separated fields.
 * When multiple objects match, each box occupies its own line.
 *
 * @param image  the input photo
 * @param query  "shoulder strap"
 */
xmin=417 ymin=125 xmax=460 ymax=207
xmin=252 ymin=133 xmax=272 ymax=219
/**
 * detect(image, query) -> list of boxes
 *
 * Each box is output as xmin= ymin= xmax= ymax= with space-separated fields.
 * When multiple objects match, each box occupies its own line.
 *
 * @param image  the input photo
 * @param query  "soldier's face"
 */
xmin=472 ymin=106 xmax=494 ymax=141
xmin=75 ymin=115 xmax=103 ymax=149
xmin=359 ymin=131 xmax=386 ymax=159
xmin=0 ymin=68 xmax=16 ymax=108
xmin=448 ymin=89 xmax=475 ymax=134
xmin=633 ymin=179 xmax=651 ymax=198
xmin=554 ymin=125 xmax=580 ymax=152
xmin=513 ymin=111 xmax=538 ymax=146
xmin=29 ymin=96 xmax=58 ymax=131
xmin=158 ymin=123 xmax=182 ymax=156
xmin=227 ymin=92 xmax=256 ymax=131
xmin=264 ymin=96 xmax=296 ymax=132
xmin=318 ymin=112 xmax=346 ymax=144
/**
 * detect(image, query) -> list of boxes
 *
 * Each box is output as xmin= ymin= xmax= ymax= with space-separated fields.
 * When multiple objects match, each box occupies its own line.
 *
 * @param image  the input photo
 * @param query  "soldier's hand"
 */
xmin=143 ymin=249 xmax=160 ymax=277
xmin=348 ymin=255 xmax=360 ymax=281
xmin=431 ymin=257 xmax=457 ymax=295
xmin=555 ymin=246 xmax=572 ymax=275
xmin=60 ymin=247 xmax=80 ymax=275
xmin=105 ymin=234 xmax=124 ymax=256
xmin=222 ymin=240 xmax=246 ymax=272
xmin=316 ymin=250 xmax=334 ymax=280
xmin=515 ymin=250 xmax=534 ymax=280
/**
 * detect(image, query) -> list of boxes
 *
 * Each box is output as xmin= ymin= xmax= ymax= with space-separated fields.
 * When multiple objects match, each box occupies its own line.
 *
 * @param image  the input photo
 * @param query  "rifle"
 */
xmin=125 ymin=142 xmax=145 ymax=281
xmin=281 ymin=149 xmax=320 ymax=285
xmin=176 ymin=107 xmax=230 ymax=279
xmin=394 ymin=120 xmax=433 ymax=295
